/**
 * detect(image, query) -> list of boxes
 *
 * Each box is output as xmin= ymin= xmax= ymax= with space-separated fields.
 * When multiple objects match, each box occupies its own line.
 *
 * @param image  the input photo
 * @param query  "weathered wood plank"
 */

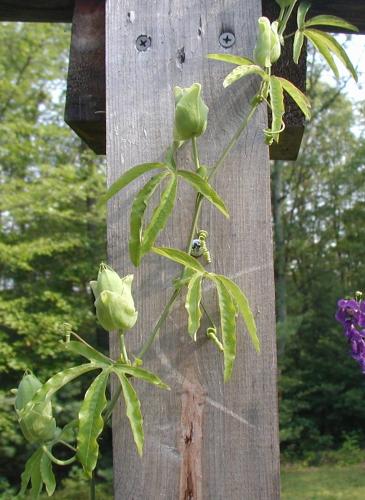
xmin=106 ymin=1 xmax=280 ymax=499
xmin=0 ymin=1 xmax=74 ymax=22
xmin=65 ymin=0 xmax=105 ymax=154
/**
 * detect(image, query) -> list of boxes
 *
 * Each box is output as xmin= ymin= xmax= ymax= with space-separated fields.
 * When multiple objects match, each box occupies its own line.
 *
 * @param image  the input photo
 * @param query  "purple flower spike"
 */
xmin=336 ymin=293 xmax=365 ymax=373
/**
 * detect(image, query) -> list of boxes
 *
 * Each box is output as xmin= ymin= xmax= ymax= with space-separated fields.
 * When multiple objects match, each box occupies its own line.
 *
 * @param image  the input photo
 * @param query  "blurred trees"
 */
xmin=0 ymin=22 xmax=106 ymax=488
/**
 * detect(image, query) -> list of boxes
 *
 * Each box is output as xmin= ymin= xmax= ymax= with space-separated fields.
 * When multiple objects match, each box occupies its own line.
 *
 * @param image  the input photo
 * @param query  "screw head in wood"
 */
xmin=219 ymin=32 xmax=235 ymax=49
xmin=136 ymin=35 xmax=151 ymax=51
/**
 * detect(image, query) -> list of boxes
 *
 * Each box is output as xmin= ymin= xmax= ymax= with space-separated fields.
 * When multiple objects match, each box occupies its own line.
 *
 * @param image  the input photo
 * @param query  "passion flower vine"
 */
xmin=336 ymin=294 xmax=365 ymax=373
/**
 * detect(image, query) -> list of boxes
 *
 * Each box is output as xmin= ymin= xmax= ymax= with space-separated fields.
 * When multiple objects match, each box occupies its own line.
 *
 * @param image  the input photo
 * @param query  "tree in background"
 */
xmin=274 ymin=49 xmax=365 ymax=461
xmin=0 ymin=22 xmax=106 ymax=489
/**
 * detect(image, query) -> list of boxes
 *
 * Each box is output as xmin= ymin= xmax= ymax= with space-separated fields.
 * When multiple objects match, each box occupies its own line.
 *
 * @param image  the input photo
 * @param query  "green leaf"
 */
xmin=129 ymin=172 xmax=168 ymax=266
xmin=64 ymin=341 xmax=113 ymax=367
xmin=77 ymin=370 xmax=109 ymax=477
xmin=115 ymin=371 xmax=144 ymax=456
xmin=177 ymin=170 xmax=229 ymax=218
xmin=276 ymin=77 xmax=311 ymax=119
xmin=293 ymin=30 xmax=304 ymax=64
xmin=22 ymin=364 xmax=100 ymax=415
xmin=152 ymin=247 xmax=206 ymax=273
xmin=19 ymin=448 xmax=43 ymax=496
xmin=97 ymin=163 xmax=167 ymax=206
xmin=215 ymin=274 xmax=260 ymax=352
xmin=304 ymin=15 xmax=359 ymax=32
xmin=185 ymin=273 xmax=203 ymax=340
xmin=30 ymin=456 xmax=42 ymax=500
xmin=269 ymin=76 xmax=285 ymax=143
xmin=113 ymin=364 xmax=170 ymax=390
xmin=308 ymin=29 xmax=357 ymax=81
xmin=213 ymin=277 xmax=237 ymax=382
xmin=207 ymin=53 xmax=255 ymax=66
xmin=297 ymin=1 xmax=311 ymax=29
xmin=40 ymin=452 xmax=56 ymax=496
xmin=223 ymin=64 xmax=266 ymax=88
xmin=141 ymin=175 xmax=177 ymax=256
xmin=304 ymin=29 xmax=340 ymax=79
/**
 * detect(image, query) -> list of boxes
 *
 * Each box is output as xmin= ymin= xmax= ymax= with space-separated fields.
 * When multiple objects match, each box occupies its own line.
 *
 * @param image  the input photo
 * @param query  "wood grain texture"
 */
xmin=106 ymin=1 xmax=279 ymax=498
xmin=65 ymin=0 xmax=105 ymax=154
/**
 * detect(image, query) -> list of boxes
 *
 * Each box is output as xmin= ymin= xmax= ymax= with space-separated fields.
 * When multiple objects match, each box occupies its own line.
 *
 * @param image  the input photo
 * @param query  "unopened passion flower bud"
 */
xmin=90 ymin=263 xmax=138 ymax=332
xmin=15 ymin=371 xmax=57 ymax=444
xmin=254 ymin=17 xmax=281 ymax=68
xmin=173 ymin=83 xmax=208 ymax=142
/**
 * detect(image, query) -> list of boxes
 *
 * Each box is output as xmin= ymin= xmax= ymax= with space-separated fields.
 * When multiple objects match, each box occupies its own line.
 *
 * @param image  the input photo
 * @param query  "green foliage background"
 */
xmin=0 ymin=20 xmax=365 ymax=496
xmin=0 ymin=22 xmax=107 ymax=492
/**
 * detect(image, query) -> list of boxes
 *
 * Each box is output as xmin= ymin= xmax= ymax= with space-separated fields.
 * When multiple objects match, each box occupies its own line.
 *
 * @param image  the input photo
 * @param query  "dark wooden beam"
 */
xmin=0 ymin=1 xmax=74 ymax=23
xmin=64 ymin=0 xmax=105 ymax=154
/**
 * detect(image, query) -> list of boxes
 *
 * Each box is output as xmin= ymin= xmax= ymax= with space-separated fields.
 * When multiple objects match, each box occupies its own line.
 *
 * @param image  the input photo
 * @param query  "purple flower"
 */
xmin=336 ymin=295 xmax=365 ymax=373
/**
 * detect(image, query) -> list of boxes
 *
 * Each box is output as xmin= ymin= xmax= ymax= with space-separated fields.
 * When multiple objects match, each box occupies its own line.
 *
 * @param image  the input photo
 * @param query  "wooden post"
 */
xmin=106 ymin=1 xmax=280 ymax=498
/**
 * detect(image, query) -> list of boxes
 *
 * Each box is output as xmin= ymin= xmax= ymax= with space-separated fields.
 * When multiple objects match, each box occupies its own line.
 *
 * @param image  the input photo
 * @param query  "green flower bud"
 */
xmin=15 ymin=372 xmax=57 ymax=444
xmin=254 ymin=17 xmax=282 ymax=68
xmin=173 ymin=83 xmax=208 ymax=142
xmin=91 ymin=264 xmax=138 ymax=332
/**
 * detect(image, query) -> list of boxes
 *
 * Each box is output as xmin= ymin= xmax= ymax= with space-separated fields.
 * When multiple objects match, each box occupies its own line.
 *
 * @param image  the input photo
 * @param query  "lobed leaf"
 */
xmin=297 ymin=1 xmax=311 ymax=29
xmin=97 ymin=162 xmax=167 ymax=206
xmin=308 ymin=29 xmax=358 ymax=81
xmin=141 ymin=175 xmax=177 ymax=256
xmin=152 ymin=247 xmax=206 ymax=273
xmin=115 ymin=371 xmax=144 ymax=456
xmin=207 ymin=53 xmax=255 ymax=66
xmin=19 ymin=448 xmax=43 ymax=497
xmin=293 ymin=30 xmax=305 ymax=64
xmin=40 ymin=452 xmax=56 ymax=496
xmin=213 ymin=277 xmax=237 ymax=382
xmin=177 ymin=170 xmax=229 ymax=218
xmin=77 ymin=370 xmax=109 ymax=477
xmin=64 ymin=341 xmax=113 ymax=367
xmin=22 ymin=364 xmax=100 ymax=415
xmin=215 ymin=274 xmax=259 ymax=352
xmin=223 ymin=64 xmax=266 ymax=88
xmin=276 ymin=77 xmax=311 ymax=119
xmin=185 ymin=273 xmax=203 ymax=340
xmin=304 ymin=15 xmax=358 ymax=33
xmin=269 ymin=76 xmax=285 ymax=143
xmin=113 ymin=364 xmax=170 ymax=390
xmin=129 ymin=172 xmax=168 ymax=266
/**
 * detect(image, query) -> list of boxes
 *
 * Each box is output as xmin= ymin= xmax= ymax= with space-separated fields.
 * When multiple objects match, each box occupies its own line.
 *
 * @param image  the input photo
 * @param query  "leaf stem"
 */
xmin=192 ymin=137 xmax=200 ymax=171
xmin=119 ymin=332 xmax=130 ymax=364
xmin=59 ymin=440 xmax=77 ymax=452
xmin=41 ymin=445 xmax=76 ymax=466
xmin=90 ymin=474 xmax=96 ymax=500
xmin=278 ymin=0 xmax=298 ymax=37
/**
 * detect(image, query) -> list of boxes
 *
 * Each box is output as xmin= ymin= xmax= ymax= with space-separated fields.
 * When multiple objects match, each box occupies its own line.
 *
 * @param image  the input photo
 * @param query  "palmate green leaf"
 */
xmin=269 ymin=76 xmax=285 ymax=143
xmin=19 ymin=448 xmax=43 ymax=497
xmin=185 ymin=273 xmax=203 ymax=340
xmin=113 ymin=364 xmax=170 ymax=390
xmin=213 ymin=277 xmax=237 ymax=382
xmin=129 ymin=172 xmax=169 ymax=266
xmin=77 ymin=370 xmax=109 ymax=478
xmin=304 ymin=15 xmax=358 ymax=33
xmin=177 ymin=170 xmax=229 ymax=218
xmin=141 ymin=175 xmax=177 ymax=256
xmin=276 ymin=77 xmax=311 ymax=119
xmin=293 ymin=30 xmax=305 ymax=64
xmin=309 ymin=29 xmax=358 ymax=81
xmin=115 ymin=371 xmax=144 ymax=456
xmin=64 ymin=341 xmax=113 ymax=367
xmin=297 ymin=1 xmax=311 ymax=29
xmin=152 ymin=247 xmax=206 ymax=273
xmin=215 ymin=274 xmax=259 ymax=352
xmin=22 ymin=364 xmax=100 ymax=415
xmin=40 ymin=452 xmax=56 ymax=496
xmin=97 ymin=162 xmax=167 ymax=207
xmin=207 ymin=53 xmax=255 ymax=66
xmin=223 ymin=64 xmax=267 ymax=88
xmin=304 ymin=29 xmax=339 ymax=78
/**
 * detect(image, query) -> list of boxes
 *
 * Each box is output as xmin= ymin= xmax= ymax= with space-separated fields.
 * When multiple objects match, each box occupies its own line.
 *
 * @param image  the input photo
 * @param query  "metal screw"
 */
xmin=219 ymin=32 xmax=235 ymax=49
xmin=136 ymin=35 xmax=151 ymax=51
